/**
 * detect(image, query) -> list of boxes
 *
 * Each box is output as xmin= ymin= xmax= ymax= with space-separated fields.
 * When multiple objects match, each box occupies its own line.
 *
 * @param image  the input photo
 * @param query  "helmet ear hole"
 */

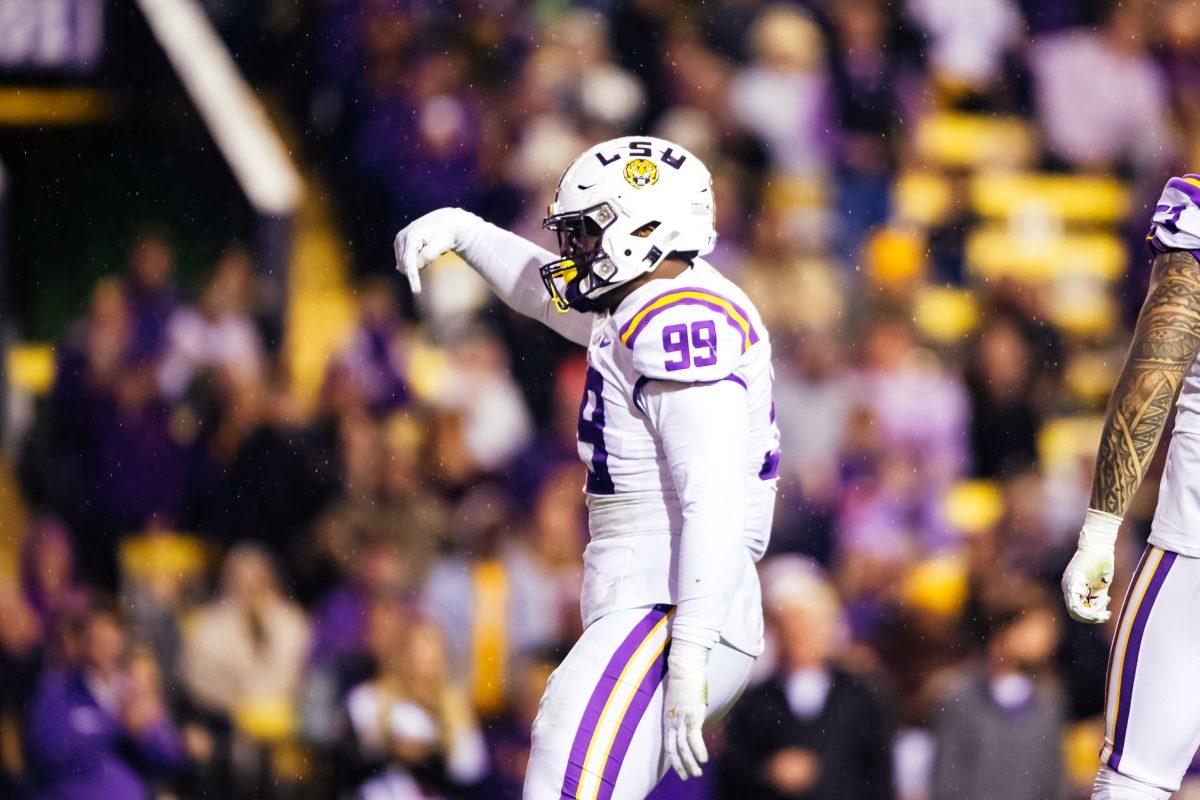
xmin=632 ymin=221 xmax=660 ymax=238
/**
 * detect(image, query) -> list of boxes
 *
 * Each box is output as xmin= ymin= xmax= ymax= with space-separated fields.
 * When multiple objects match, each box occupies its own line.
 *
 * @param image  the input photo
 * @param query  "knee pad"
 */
xmin=1093 ymin=766 xmax=1171 ymax=800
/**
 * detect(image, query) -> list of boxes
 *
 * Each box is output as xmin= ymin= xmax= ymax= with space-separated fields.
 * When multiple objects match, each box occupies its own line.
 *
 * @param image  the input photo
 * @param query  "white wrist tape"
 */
xmin=667 ymin=639 xmax=709 ymax=677
xmin=1079 ymin=508 xmax=1122 ymax=550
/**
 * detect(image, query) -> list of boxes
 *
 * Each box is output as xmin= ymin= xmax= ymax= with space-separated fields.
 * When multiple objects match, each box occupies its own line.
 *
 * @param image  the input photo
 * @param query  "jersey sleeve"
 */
xmin=621 ymin=289 xmax=758 ymax=382
xmin=1150 ymin=175 xmax=1200 ymax=252
xmin=454 ymin=211 xmax=595 ymax=347
xmin=639 ymin=378 xmax=748 ymax=651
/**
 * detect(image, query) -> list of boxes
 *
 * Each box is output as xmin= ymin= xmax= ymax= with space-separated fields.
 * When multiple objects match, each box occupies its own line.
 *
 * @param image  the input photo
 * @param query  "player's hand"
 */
xmin=393 ymin=207 xmax=466 ymax=294
xmin=663 ymin=639 xmax=709 ymax=780
xmin=1061 ymin=509 xmax=1121 ymax=624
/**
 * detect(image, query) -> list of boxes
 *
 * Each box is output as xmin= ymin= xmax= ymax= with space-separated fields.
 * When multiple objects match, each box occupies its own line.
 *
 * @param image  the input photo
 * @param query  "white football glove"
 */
xmin=663 ymin=639 xmax=709 ymax=780
xmin=1061 ymin=509 xmax=1121 ymax=624
xmin=393 ymin=207 xmax=468 ymax=294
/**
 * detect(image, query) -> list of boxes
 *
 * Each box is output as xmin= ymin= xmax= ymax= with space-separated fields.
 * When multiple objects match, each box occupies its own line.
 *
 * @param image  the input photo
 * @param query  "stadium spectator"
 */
xmin=122 ymin=228 xmax=179 ymax=362
xmin=729 ymin=5 xmax=833 ymax=180
xmin=346 ymin=614 xmax=487 ymax=797
xmin=479 ymin=646 xmax=565 ymax=800
xmin=330 ymin=277 xmax=411 ymax=417
xmin=906 ymin=0 xmax=1024 ymax=96
xmin=965 ymin=315 xmax=1042 ymax=477
xmin=22 ymin=601 xmax=184 ymax=800
xmin=308 ymin=522 xmax=429 ymax=677
xmin=1029 ymin=0 xmax=1173 ymax=175
xmin=1160 ymin=0 xmax=1200 ymax=138
xmin=179 ymin=544 xmax=309 ymax=739
xmin=430 ymin=326 xmax=534 ymax=476
xmin=424 ymin=466 xmax=583 ymax=719
xmin=20 ymin=516 xmax=86 ymax=635
xmin=0 ymin=583 xmax=42 ymax=794
xmin=218 ymin=368 xmax=343 ymax=552
xmin=929 ymin=591 xmax=1067 ymax=800
xmin=720 ymin=557 xmax=895 ymax=800
xmin=159 ymin=246 xmax=266 ymax=401
xmin=43 ymin=278 xmax=188 ymax=578
xmin=504 ymin=354 xmax=589 ymax=506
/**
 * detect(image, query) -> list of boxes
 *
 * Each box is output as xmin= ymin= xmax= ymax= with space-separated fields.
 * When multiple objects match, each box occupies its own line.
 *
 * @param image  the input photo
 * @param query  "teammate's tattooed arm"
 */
xmin=1091 ymin=249 xmax=1200 ymax=516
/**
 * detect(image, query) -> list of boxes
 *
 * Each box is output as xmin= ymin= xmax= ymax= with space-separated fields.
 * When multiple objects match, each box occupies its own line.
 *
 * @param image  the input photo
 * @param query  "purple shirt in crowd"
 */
xmin=23 ymin=670 xmax=184 ymax=800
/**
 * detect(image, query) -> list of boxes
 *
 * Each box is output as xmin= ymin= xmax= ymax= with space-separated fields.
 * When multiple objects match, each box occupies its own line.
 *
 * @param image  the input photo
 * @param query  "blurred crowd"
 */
xmin=5 ymin=0 xmax=1200 ymax=798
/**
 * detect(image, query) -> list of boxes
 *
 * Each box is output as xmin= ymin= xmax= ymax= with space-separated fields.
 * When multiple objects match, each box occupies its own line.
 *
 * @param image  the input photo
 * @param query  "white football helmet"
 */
xmin=540 ymin=136 xmax=717 ymax=312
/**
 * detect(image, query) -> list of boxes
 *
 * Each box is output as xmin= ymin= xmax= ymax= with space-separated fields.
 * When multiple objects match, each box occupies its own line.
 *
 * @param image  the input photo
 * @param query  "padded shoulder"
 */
xmin=619 ymin=286 xmax=759 ymax=381
xmin=1151 ymin=175 xmax=1200 ymax=251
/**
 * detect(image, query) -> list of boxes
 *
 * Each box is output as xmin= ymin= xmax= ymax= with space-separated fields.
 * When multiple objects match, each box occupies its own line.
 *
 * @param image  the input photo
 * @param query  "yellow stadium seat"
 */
xmin=903 ymin=555 xmax=969 ymax=618
xmin=1064 ymin=351 xmax=1120 ymax=408
xmin=913 ymin=285 xmax=980 ymax=343
xmin=1038 ymin=416 xmax=1104 ymax=474
xmin=966 ymin=226 xmax=1127 ymax=282
xmin=119 ymin=531 xmax=211 ymax=583
xmin=1064 ymin=719 xmax=1105 ymax=791
xmin=865 ymin=226 xmax=927 ymax=286
xmin=914 ymin=113 xmax=1037 ymax=169
xmin=894 ymin=172 xmax=954 ymax=226
xmin=234 ymin=696 xmax=296 ymax=742
xmin=0 ymin=88 xmax=112 ymax=126
xmin=762 ymin=176 xmax=827 ymax=212
xmin=1052 ymin=293 xmax=1119 ymax=339
xmin=970 ymin=173 xmax=1130 ymax=225
xmin=405 ymin=336 xmax=454 ymax=403
xmin=942 ymin=479 xmax=1005 ymax=536
xmin=7 ymin=343 xmax=55 ymax=395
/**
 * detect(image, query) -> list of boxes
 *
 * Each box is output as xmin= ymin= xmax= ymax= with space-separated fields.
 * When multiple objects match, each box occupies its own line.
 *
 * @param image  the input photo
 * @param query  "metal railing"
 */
xmin=136 ymin=0 xmax=303 ymax=306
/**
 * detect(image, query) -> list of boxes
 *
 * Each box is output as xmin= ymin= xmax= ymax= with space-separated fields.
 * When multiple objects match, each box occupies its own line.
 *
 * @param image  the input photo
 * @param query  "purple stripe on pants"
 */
xmin=1103 ymin=547 xmax=1152 ymax=726
xmin=1108 ymin=550 xmax=1177 ymax=771
xmin=560 ymin=605 xmax=672 ymax=799
xmin=595 ymin=641 xmax=671 ymax=800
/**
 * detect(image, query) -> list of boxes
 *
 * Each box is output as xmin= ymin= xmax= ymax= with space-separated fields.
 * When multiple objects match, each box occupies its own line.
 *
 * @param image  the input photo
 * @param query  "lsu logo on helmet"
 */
xmin=624 ymin=158 xmax=658 ymax=188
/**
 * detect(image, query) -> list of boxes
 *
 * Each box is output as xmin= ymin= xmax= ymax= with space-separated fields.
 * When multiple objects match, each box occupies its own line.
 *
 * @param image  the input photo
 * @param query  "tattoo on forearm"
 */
xmin=1091 ymin=250 xmax=1200 ymax=515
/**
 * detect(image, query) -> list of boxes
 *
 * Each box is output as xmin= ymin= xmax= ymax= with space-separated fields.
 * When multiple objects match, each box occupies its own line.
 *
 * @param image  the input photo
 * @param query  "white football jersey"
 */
xmin=1143 ymin=176 xmax=1200 ymax=556
xmin=573 ymin=258 xmax=779 ymax=654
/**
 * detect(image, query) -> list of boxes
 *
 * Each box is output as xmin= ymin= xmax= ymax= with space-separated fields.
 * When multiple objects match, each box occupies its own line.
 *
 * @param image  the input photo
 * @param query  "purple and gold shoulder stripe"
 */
xmin=1150 ymin=175 xmax=1200 ymax=255
xmin=1165 ymin=174 xmax=1200 ymax=206
xmin=619 ymin=287 xmax=760 ymax=353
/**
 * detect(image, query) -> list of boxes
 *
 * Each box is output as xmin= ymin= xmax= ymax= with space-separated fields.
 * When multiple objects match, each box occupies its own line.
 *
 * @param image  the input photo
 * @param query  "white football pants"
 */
xmin=523 ymin=604 xmax=755 ymax=800
xmin=1095 ymin=545 xmax=1200 ymax=797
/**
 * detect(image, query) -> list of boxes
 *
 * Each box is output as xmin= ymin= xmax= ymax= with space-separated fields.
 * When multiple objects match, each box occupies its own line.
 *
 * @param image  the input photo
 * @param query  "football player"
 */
xmin=1062 ymin=175 xmax=1200 ymax=800
xmin=394 ymin=137 xmax=779 ymax=799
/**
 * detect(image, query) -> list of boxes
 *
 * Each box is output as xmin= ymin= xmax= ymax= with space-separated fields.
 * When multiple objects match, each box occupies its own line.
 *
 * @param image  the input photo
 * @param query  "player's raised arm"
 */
xmin=1063 ymin=177 xmax=1200 ymax=623
xmin=393 ymin=207 xmax=594 ymax=346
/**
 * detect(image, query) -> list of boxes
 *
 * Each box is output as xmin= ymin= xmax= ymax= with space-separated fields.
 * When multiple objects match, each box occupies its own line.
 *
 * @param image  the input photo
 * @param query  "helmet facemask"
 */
xmin=540 ymin=202 xmax=622 ymax=313
xmin=540 ymin=137 xmax=718 ymax=312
